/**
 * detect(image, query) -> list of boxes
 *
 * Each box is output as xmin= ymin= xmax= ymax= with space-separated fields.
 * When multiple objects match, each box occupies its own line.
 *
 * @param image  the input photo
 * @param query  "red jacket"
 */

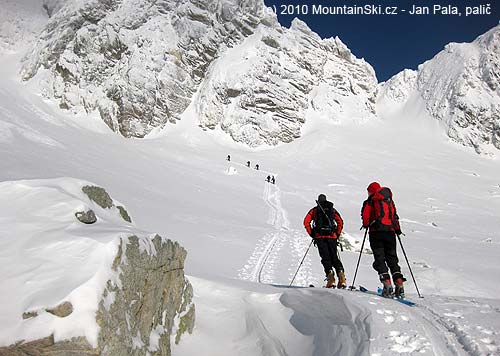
xmin=303 ymin=206 xmax=343 ymax=239
xmin=361 ymin=186 xmax=401 ymax=233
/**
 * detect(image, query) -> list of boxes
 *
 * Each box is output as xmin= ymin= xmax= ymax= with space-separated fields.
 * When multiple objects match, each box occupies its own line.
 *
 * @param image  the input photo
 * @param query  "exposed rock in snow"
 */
xmin=75 ymin=209 xmax=97 ymax=223
xmin=0 ymin=178 xmax=194 ymax=356
xmin=20 ymin=0 xmax=377 ymax=145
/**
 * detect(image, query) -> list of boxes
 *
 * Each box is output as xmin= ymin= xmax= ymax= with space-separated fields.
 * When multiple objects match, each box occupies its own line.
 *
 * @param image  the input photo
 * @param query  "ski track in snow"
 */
xmin=238 ymin=182 xmax=315 ymax=286
xmin=416 ymin=297 xmax=500 ymax=356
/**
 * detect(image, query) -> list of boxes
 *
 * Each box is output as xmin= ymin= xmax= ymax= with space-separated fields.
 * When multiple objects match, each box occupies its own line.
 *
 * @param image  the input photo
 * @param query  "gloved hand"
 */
xmin=312 ymin=238 xmax=317 ymax=246
xmin=395 ymin=229 xmax=403 ymax=237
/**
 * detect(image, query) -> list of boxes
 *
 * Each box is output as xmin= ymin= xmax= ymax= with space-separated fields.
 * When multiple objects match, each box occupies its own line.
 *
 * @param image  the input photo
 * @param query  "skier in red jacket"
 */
xmin=361 ymin=182 xmax=406 ymax=297
xmin=304 ymin=194 xmax=347 ymax=288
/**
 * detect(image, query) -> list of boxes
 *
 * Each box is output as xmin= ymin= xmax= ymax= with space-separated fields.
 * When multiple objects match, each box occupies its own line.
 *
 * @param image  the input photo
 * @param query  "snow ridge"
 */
xmin=379 ymin=25 xmax=500 ymax=154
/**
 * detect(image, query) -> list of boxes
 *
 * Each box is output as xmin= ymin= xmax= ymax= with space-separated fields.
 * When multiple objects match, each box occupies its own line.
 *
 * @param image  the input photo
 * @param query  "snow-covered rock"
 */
xmin=20 ymin=0 xmax=275 ymax=138
xmin=380 ymin=25 xmax=500 ymax=154
xmin=0 ymin=178 xmax=194 ymax=356
xmin=197 ymin=18 xmax=377 ymax=146
xmin=378 ymin=69 xmax=417 ymax=106
xmin=20 ymin=0 xmax=377 ymax=145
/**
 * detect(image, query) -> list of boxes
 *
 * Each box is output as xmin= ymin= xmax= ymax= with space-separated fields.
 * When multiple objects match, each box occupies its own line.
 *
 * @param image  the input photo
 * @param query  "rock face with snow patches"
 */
xmin=20 ymin=0 xmax=377 ymax=145
xmin=196 ymin=18 xmax=377 ymax=146
xmin=379 ymin=25 xmax=500 ymax=154
xmin=0 ymin=178 xmax=194 ymax=356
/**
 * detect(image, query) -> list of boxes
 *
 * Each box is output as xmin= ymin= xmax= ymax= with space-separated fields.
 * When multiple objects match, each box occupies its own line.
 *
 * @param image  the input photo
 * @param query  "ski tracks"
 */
xmin=414 ymin=297 xmax=500 ymax=356
xmin=238 ymin=182 xmax=315 ymax=285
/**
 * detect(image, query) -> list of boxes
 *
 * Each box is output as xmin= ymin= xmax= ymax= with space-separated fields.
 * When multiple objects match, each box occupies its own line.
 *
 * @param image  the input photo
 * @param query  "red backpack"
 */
xmin=371 ymin=187 xmax=397 ymax=231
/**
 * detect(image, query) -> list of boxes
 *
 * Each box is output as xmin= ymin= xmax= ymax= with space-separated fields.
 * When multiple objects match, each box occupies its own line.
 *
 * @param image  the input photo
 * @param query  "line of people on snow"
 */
xmin=226 ymin=154 xmax=276 ymax=184
xmin=303 ymin=182 xmax=407 ymax=298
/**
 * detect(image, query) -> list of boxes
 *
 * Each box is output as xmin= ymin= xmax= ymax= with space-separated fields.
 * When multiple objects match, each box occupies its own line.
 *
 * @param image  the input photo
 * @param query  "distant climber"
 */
xmin=247 ymin=161 xmax=250 ymax=167
xmin=227 ymin=155 xmax=231 ymax=161
xmin=303 ymin=194 xmax=346 ymax=288
xmin=255 ymin=164 xmax=259 ymax=170
xmin=266 ymin=175 xmax=271 ymax=183
xmin=271 ymin=176 xmax=275 ymax=184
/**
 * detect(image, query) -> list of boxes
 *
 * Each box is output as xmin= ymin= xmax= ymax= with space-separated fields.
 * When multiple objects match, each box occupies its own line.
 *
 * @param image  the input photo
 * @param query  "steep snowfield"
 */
xmin=2 ymin=44 xmax=500 ymax=355
xmin=379 ymin=25 xmax=500 ymax=155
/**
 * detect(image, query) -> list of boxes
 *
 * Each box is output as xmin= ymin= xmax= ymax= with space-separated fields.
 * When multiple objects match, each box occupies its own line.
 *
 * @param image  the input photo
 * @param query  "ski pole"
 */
xmin=289 ymin=239 xmax=314 ymax=287
xmin=349 ymin=227 xmax=368 ymax=290
xmin=397 ymin=234 xmax=423 ymax=298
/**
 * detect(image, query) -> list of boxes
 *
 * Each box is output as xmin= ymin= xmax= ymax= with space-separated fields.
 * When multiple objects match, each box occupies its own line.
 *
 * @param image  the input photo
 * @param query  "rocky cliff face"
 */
xmin=379 ymin=25 xmax=500 ymax=154
xmin=197 ymin=18 xmax=377 ymax=146
xmin=96 ymin=234 xmax=195 ymax=356
xmin=21 ymin=0 xmax=274 ymax=138
xmin=20 ymin=0 xmax=377 ymax=145
xmin=0 ymin=179 xmax=194 ymax=356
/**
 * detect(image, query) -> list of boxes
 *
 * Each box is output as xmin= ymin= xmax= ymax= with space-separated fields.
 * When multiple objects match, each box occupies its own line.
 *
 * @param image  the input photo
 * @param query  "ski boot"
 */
xmin=379 ymin=273 xmax=393 ymax=297
xmin=325 ymin=271 xmax=336 ymax=288
xmin=393 ymin=272 xmax=406 ymax=299
xmin=337 ymin=271 xmax=347 ymax=289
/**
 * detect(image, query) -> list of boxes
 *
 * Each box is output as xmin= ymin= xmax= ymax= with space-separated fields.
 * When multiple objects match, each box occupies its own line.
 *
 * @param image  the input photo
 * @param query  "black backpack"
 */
xmin=314 ymin=201 xmax=337 ymax=236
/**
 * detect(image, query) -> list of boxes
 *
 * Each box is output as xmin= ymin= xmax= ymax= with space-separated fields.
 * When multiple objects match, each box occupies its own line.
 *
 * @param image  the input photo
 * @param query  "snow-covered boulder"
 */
xmin=0 ymin=178 xmax=194 ymax=356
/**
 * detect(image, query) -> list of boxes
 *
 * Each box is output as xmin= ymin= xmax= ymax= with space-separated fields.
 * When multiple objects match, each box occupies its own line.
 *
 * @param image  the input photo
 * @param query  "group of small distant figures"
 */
xmin=227 ymin=155 xmax=276 ymax=184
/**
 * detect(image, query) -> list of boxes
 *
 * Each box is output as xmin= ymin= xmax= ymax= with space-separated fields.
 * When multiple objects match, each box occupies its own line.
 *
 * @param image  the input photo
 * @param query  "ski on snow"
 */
xmin=308 ymin=284 xmax=416 ymax=306
xmin=358 ymin=285 xmax=416 ymax=306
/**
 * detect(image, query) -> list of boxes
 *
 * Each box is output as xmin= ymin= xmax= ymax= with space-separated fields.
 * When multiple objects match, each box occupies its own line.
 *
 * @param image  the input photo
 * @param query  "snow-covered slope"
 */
xmin=19 ymin=0 xmax=377 ymax=145
xmin=2 ymin=47 xmax=500 ymax=355
xmin=0 ymin=0 xmax=49 ymax=54
xmin=379 ymin=25 xmax=500 ymax=154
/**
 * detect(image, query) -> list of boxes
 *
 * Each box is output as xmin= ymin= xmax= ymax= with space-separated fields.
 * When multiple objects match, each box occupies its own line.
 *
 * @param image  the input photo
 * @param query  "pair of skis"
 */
xmin=309 ymin=284 xmax=416 ymax=307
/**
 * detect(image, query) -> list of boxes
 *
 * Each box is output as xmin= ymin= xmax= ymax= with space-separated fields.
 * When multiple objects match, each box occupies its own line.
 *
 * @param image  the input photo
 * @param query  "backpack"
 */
xmin=314 ymin=201 xmax=337 ymax=236
xmin=371 ymin=187 xmax=396 ymax=231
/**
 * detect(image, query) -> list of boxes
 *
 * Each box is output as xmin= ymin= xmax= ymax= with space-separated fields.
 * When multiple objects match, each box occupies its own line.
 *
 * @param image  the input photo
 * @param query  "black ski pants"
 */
xmin=315 ymin=238 xmax=344 ymax=276
xmin=369 ymin=231 xmax=401 ymax=277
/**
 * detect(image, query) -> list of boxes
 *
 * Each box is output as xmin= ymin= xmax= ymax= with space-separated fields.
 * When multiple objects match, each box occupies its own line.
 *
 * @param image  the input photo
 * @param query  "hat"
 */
xmin=317 ymin=194 xmax=327 ymax=202
xmin=367 ymin=182 xmax=381 ymax=195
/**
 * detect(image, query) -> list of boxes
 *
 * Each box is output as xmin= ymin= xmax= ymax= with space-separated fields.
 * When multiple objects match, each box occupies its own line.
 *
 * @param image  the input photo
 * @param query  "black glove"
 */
xmin=395 ymin=229 xmax=403 ymax=237
xmin=312 ymin=238 xmax=317 ymax=246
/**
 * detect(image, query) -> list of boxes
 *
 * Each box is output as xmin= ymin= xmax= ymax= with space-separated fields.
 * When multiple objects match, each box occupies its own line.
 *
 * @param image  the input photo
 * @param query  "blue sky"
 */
xmin=263 ymin=0 xmax=500 ymax=82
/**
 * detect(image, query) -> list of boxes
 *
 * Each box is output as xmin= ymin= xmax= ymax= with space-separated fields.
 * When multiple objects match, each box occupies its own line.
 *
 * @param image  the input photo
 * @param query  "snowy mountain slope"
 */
xmin=0 ymin=0 xmax=49 ymax=54
xmin=379 ymin=25 xmax=500 ymax=155
xmin=2 ymin=47 xmax=500 ymax=356
xmin=19 ymin=0 xmax=377 ymax=146
xmin=196 ymin=18 xmax=377 ymax=146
